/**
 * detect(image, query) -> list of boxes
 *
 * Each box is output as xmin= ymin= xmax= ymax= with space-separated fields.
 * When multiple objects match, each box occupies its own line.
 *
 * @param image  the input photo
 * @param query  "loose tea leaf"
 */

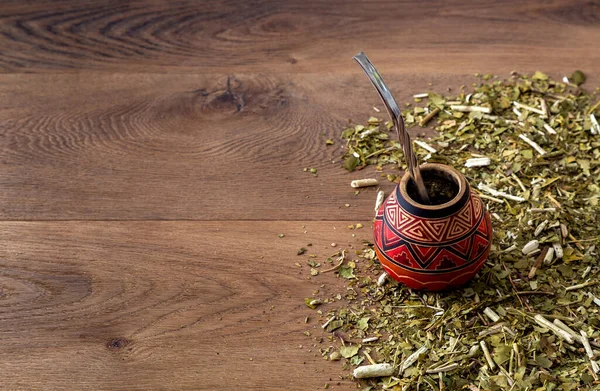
xmin=325 ymin=319 xmax=344 ymax=332
xmin=344 ymin=156 xmax=360 ymax=171
xmin=304 ymin=298 xmax=321 ymax=309
xmin=338 ymin=264 xmax=355 ymax=279
xmin=340 ymin=345 xmax=360 ymax=358
xmin=308 ymin=71 xmax=600 ymax=390
xmin=570 ymin=70 xmax=586 ymax=86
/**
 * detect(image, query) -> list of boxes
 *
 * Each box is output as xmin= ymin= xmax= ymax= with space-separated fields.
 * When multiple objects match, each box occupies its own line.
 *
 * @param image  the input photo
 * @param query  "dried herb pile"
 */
xmin=304 ymin=72 xmax=600 ymax=390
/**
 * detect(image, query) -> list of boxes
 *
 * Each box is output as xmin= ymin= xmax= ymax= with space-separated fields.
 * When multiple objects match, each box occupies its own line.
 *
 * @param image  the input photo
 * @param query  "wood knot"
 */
xmin=206 ymin=76 xmax=245 ymax=113
xmin=149 ymin=74 xmax=294 ymax=127
xmin=107 ymin=337 xmax=130 ymax=350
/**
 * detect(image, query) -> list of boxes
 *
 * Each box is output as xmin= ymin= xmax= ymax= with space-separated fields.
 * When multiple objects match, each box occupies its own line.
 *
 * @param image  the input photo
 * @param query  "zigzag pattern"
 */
xmin=384 ymin=193 xmax=484 ymax=245
xmin=375 ymin=196 xmax=492 ymax=274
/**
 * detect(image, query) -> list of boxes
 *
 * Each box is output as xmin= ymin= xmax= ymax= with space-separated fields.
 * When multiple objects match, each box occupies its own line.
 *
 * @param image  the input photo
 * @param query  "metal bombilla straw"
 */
xmin=353 ymin=52 xmax=431 ymax=204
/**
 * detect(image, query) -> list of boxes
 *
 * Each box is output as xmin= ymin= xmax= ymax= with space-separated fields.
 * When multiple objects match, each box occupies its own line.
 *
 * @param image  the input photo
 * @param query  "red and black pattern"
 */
xmin=374 ymin=190 xmax=493 ymax=291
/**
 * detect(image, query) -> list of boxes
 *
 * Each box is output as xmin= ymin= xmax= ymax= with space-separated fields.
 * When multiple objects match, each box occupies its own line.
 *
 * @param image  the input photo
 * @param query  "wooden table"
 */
xmin=1 ymin=1 xmax=599 ymax=389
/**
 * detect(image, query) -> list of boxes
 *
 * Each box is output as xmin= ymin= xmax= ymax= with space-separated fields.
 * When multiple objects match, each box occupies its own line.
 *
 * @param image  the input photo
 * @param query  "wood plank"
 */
xmin=0 ymin=0 xmax=598 ymax=73
xmin=1 ymin=221 xmax=370 ymax=390
xmin=3 ymin=70 xmax=600 ymax=221
xmin=1 ymin=72 xmax=477 ymax=220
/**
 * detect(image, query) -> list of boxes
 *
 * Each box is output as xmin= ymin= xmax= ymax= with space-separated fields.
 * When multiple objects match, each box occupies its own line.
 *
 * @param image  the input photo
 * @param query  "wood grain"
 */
xmin=0 ymin=0 xmax=598 ymax=73
xmin=2 ymin=0 xmax=600 ymax=389
xmin=1 ymin=72 xmax=476 ymax=220
xmin=3 ymin=70 xmax=597 ymax=221
xmin=1 ymin=221 xmax=367 ymax=390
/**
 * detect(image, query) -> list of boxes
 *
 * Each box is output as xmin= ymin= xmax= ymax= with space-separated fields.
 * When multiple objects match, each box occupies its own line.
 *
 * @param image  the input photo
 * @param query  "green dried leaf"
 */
xmin=339 ymin=345 xmax=359 ymax=358
xmin=578 ymin=159 xmax=590 ymax=176
xmin=350 ymin=355 xmax=365 ymax=366
xmin=521 ymin=149 xmax=533 ymax=160
xmin=532 ymin=71 xmax=549 ymax=81
xmin=514 ymin=258 xmax=530 ymax=270
xmin=344 ymin=156 xmax=359 ymax=171
xmin=428 ymin=92 xmax=446 ymax=109
xmin=356 ymin=317 xmax=370 ymax=331
xmin=326 ymin=320 xmax=344 ymax=332
xmin=492 ymin=345 xmax=511 ymax=365
xmin=341 ymin=128 xmax=355 ymax=139
xmin=338 ymin=265 xmax=356 ymax=279
xmin=533 ymin=354 xmax=553 ymax=369
xmin=581 ymin=373 xmax=594 ymax=385
xmin=570 ymin=70 xmax=585 ymax=86
xmin=557 ymin=264 xmax=573 ymax=278
xmin=329 ymin=351 xmax=341 ymax=361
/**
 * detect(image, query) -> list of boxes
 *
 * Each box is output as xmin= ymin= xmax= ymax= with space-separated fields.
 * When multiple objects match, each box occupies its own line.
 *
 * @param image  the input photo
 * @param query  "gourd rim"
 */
xmin=399 ymin=163 xmax=467 ymax=211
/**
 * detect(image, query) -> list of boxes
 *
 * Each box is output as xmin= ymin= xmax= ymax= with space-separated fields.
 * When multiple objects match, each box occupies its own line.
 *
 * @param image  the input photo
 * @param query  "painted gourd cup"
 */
xmin=374 ymin=163 xmax=493 ymax=291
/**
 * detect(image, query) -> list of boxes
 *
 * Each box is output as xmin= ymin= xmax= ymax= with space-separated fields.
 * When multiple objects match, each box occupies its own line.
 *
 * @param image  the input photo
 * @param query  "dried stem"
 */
xmin=565 ymin=280 xmax=597 ymax=292
xmin=321 ymin=251 xmax=346 ymax=273
xmin=480 ymin=341 xmax=495 ymax=370
xmin=533 ymin=314 xmax=575 ymax=344
xmin=451 ymin=105 xmax=492 ymax=113
xmin=399 ymin=345 xmax=428 ymax=373
xmin=351 ymin=178 xmax=379 ymax=188
xmin=419 ymin=107 xmax=440 ymax=127
xmin=518 ymin=134 xmax=547 ymax=156
xmin=353 ymin=363 xmax=394 ymax=379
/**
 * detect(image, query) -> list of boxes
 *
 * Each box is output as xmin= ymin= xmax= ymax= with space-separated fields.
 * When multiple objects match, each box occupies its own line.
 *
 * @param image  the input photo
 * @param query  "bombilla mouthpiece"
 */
xmin=353 ymin=52 xmax=430 ymax=204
